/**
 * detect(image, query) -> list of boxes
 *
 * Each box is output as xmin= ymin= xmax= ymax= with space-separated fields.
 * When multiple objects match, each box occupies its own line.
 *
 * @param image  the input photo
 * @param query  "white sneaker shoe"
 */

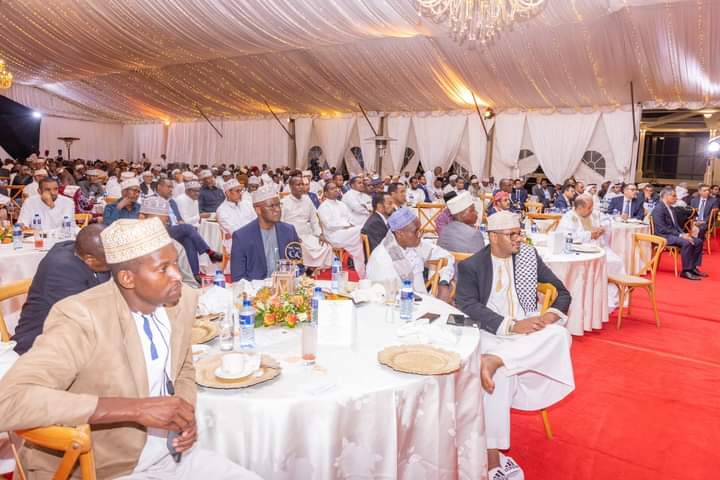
xmin=489 ymin=467 xmax=507 ymax=480
xmin=499 ymin=453 xmax=525 ymax=480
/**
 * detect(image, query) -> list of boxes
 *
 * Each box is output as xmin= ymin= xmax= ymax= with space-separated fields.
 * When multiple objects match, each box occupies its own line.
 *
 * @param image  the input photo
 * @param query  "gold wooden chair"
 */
xmin=447 ymin=252 xmax=473 ymax=302
xmin=703 ymin=207 xmax=718 ymax=254
xmin=360 ymin=233 xmax=371 ymax=261
xmin=15 ymin=424 xmax=96 ymax=480
xmin=5 ymin=185 xmax=25 ymax=222
xmin=537 ymin=282 xmax=557 ymax=440
xmin=607 ymin=233 xmax=666 ymax=330
xmin=74 ymin=213 xmax=92 ymax=229
xmin=424 ymin=257 xmax=447 ymax=297
xmin=648 ymin=215 xmax=679 ymax=277
xmin=524 ymin=201 xmax=544 ymax=213
xmin=526 ymin=213 xmax=561 ymax=233
xmin=0 ymin=278 xmax=32 ymax=342
xmin=416 ymin=202 xmax=444 ymax=236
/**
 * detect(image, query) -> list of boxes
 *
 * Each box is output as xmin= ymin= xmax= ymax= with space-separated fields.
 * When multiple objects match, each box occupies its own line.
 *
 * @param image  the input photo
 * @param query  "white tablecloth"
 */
xmin=608 ymin=221 xmax=651 ymax=273
xmin=196 ymin=293 xmax=488 ymax=479
xmin=198 ymin=220 xmax=224 ymax=275
xmin=537 ymin=247 xmax=609 ymax=336
xmin=0 ymin=243 xmax=46 ymax=333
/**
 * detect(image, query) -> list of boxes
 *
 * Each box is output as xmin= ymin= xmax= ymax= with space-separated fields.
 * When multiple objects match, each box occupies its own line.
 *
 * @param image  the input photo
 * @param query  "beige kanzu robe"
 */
xmin=281 ymin=194 xmax=333 ymax=268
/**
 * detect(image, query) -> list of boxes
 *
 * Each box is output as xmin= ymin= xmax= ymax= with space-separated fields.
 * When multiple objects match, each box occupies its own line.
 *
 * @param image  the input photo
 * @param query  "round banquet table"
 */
xmin=0 ymin=244 xmax=46 ymax=333
xmin=535 ymin=245 xmax=609 ymax=336
xmin=198 ymin=220 xmax=224 ymax=275
xmin=196 ymin=293 xmax=487 ymax=480
xmin=608 ymin=220 xmax=651 ymax=273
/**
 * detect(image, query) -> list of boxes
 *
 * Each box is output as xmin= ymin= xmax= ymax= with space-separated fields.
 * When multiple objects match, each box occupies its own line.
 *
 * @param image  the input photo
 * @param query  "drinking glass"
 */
xmin=301 ymin=323 xmax=317 ymax=364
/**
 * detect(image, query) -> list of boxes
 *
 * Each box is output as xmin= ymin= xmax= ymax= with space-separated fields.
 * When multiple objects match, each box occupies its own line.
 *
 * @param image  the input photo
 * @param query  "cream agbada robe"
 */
xmin=316 ymin=198 xmax=366 ymax=277
xmin=281 ymin=194 xmax=333 ymax=268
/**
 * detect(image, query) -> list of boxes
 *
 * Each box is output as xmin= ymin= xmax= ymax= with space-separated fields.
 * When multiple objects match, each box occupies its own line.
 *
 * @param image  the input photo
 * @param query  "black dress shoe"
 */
xmin=209 ymin=251 xmax=224 ymax=263
xmin=691 ymin=268 xmax=709 ymax=278
xmin=680 ymin=271 xmax=701 ymax=280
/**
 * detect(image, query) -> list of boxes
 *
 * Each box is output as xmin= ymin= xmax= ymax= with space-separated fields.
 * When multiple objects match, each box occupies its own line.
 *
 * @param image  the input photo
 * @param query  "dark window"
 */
xmin=308 ymin=145 xmax=325 ymax=169
xmin=350 ymin=146 xmax=364 ymax=170
xmin=582 ymin=150 xmax=606 ymax=176
xmin=518 ymin=149 xmax=535 ymax=160
xmin=401 ymin=147 xmax=415 ymax=173
xmin=643 ymin=132 xmax=709 ymax=180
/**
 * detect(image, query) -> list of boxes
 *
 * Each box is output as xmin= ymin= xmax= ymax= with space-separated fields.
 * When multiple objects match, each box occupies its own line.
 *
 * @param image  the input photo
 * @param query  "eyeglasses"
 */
xmin=492 ymin=230 xmax=523 ymax=240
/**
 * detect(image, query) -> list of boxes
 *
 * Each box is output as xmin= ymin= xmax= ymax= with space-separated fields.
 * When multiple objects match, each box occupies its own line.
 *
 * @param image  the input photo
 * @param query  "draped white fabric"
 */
xmin=121 ymin=123 xmax=165 ymax=163
xmin=386 ymin=117 xmax=412 ymax=176
xmin=492 ymin=113 xmax=526 ymax=178
xmin=466 ymin=116 xmax=493 ymax=176
xmin=3 ymin=84 xmax=109 ymax=121
xmin=313 ymin=117 xmax=356 ymax=170
xmin=356 ymin=115 xmax=381 ymax=173
xmin=294 ymin=118 xmax=314 ymax=169
xmin=166 ymin=119 xmax=289 ymax=167
xmin=411 ymin=115 xmax=467 ymax=172
xmin=527 ymin=112 xmax=601 ymax=184
xmin=602 ymin=108 xmax=642 ymax=182
xmin=39 ymin=117 xmax=123 ymax=161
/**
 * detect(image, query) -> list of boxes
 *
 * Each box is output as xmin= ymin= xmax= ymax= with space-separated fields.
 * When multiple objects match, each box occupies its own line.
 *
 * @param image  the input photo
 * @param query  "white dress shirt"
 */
xmin=175 ymin=193 xmax=200 ymax=227
xmin=216 ymin=199 xmax=256 ymax=250
xmin=341 ymin=188 xmax=372 ymax=226
xmin=18 ymin=194 xmax=75 ymax=229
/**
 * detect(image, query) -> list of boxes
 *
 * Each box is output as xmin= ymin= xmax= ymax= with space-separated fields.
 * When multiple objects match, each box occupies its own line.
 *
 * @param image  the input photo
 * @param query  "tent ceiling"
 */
xmin=0 ymin=0 xmax=716 ymax=121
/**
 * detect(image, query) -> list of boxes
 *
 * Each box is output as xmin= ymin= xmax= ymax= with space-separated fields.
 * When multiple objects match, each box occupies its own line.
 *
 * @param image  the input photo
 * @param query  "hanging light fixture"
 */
xmin=0 ymin=59 xmax=13 ymax=90
xmin=416 ymin=0 xmax=547 ymax=45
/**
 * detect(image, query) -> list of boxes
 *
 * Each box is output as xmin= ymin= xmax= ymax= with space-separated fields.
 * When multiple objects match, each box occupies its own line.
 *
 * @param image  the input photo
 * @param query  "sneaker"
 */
xmin=489 ymin=467 xmax=507 ymax=480
xmin=499 ymin=453 xmax=524 ymax=480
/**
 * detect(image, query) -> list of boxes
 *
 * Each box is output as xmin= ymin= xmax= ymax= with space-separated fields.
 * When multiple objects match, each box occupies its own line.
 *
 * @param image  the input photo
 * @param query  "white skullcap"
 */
xmin=181 ymin=171 xmax=193 ymax=180
xmin=446 ymin=191 xmax=474 ymax=215
xmin=120 ymin=171 xmax=136 ymax=180
xmin=199 ymin=170 xmax=212 ymax=179
xmin=171 ymin=169 xmax=180 ymax=175
xmin=139 ymin=196 xmax=169 ymax=216
xmin=222 ymin=170 xmax=231 ymax=176
xmin=86 ymin=169 xmax=101 ymax=176
xmin=121 ymin=178 xmax=140 ymax=190
xmin=252 ymin=184 xmax=278 ymax=204
xmin=248 ymin=176 xmax=261 ymax=185
xmin=481 ymin=177 xmax=490 ymax=182
xmin=302 ymin=170 xmax=312 ymax=176
xmin=487 ymin=210 xmax=520 ymax=232
xmin=141 ymin=171 xmax=153 ymax=177
xmin=223 ymin=179 xmax=241 ymax=193
xmin=449 ymin=174 xmax=458 ymax=181
xmin=101 ymin=218 xmax=173 ymax=265
xmin=185 ymin=180 xmax=201 ymax=190
xmin=33 ymin=169 xmax=48 ymax=176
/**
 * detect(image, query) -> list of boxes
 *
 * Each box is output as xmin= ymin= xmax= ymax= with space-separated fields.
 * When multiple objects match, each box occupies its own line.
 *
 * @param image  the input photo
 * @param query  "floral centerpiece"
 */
xmin=252 ymin=278 xmax=315 ymax=328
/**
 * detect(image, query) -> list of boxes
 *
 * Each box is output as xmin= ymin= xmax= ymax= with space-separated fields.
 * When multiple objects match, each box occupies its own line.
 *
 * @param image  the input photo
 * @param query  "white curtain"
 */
xmin=122 ymin=123 xmax=165 ymax=163
xmin=357 ymin=115 xmax=381 ymax=172
xmin=39 ymin=116 xmax=123 ymax=160
xmin=386 ymin=116 xmax=412 ymax=176
xmin=313 ymin=117 xmax=356 ymax=170
xmin=166 ymin=118 xmax=289 ymax=167
xmin=294 ymin=117 xmax=313 ymax=169
xmin=467 ymin=115 xmax=493 ymax=176
xmin=492 ymin=112 xmax=526 ymax=178
xmin=602 ymin=108 xmax=641 ymax=182
xmin=411 ymin=114 xmax=467 ymax=172
xmin=527 ymin=112 xmax=601 ymax=184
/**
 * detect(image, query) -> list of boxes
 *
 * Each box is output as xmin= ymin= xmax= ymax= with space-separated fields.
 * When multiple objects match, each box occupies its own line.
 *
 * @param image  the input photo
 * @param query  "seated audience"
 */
xmin=532 ymin=178 xmax=555 ymax=207
xmin=0 ymin=218 xmax=260 ymax=479
xmin=510 ymin=179 xmax=527 ymax=211
xmin=387 ymin=182 xmax=407 ymax=209
xmin=487 ymin=191 xmax=511 ymax=216
xmin=553 ymin=183 xmax=576 ymax=211
xmin=103 ymin=178 xmax=141 ymax=225
xmin=18 ymin=177 xmax=76 ymax=229
xmin=689 ymin=184 xmax=717 ymax=241
xmin=406 ymin=176 xmax=425 ymax=205
xmin=361 ymin=192 xmax=396 ymax=254
xmin=198 ymin=170 xmax=225 ymax=213
xmin=342 ymin=176 xmax=373 ymax=226
xmin=175 ymin=180 xmax=202 ymax=226
xmin=217 ymin=179 xmax=256 ymax=252
xmin=607 ymin=184 xmax=644 ymax=220
xmin=317 ymin=182 xmax=367 ymax=277
xmin=155 ymin=178 xmax=184 ymax=225
xmin=455 ymin=211 xmax=574 ymax=480
xmin=22 ymin=168 xmax=48 ymax=198
xmin=438 ymin=191 xmax=485 ymax=254
xmin=12 ymin=224 xmax=109 ymax=355
xmin=367 ymin=207 xmax=454 ymax=302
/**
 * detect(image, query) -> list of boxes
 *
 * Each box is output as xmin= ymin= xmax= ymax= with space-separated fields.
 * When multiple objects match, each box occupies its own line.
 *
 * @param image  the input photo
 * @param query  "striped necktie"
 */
xmin=141 ymin=315 xmax=159 ymax=361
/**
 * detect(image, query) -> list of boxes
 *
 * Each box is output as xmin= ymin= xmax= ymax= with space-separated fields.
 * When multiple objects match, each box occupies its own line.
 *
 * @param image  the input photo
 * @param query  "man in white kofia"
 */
xmin=455 ymin=210 xmax=575 ymax=480
xmin=216 ymin=179 xmax=256 ymax=252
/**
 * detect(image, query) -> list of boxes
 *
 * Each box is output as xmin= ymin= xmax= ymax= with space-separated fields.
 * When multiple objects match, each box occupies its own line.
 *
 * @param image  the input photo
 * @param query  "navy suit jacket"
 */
xmin=231 ymin=219 xmax=301 ymax=281
xmin=554 ymin=194 xmax=572 ymax=211
xmin=169 ymin=198 xmax=184 ymax=223
xmin=510 ymin=188 xmax=528 ymax=209
xmin=608 ymin=196 xmax=645 ymax=220
xmin=651 ymin=203 xmax=684 ymax=238
xmin=690 ymin=196 xmax=717 ymax=222
xmin=308 ymin=192 xmax=321 ymax=209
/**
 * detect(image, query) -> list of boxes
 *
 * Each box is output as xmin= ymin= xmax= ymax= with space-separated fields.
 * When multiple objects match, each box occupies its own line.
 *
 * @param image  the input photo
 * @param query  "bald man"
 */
xmin=12 ymin=224 xmax=110 ymax=354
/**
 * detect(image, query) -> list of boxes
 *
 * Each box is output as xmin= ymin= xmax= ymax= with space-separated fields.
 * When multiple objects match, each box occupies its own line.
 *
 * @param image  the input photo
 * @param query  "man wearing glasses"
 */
xmin=607 ymin=183 xmax=645 ymax=220
xmin=455 ymin=211 xmax=574 ymax=480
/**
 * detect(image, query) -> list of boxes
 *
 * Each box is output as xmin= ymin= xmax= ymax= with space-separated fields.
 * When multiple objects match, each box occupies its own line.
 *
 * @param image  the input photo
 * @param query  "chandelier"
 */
xmin=416 ymin=0 xmax=547 ymax=45
xmin=0 ymin=59 xmax=12 ymax=90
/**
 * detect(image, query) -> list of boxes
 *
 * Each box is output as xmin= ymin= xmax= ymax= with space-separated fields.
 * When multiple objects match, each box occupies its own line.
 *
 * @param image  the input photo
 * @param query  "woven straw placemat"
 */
xmin=195 ymin=353 xmax=281 ymax=389
xmin=378 ymin=344 xmax=461 ymax=375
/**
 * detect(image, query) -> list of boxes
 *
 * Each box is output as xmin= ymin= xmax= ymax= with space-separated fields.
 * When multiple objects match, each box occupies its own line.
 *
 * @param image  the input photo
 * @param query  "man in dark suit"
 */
xmin=553 ymin=183 xmax=576 ymax=211
xmin=689 ymin=183 xmax=717 ymax=241
xmin=652 ymin=187 xmax=705 ymax=280
xmin=12 ymin=224 xmax=110 ymax=354
xmin=531 ymin=178 xmax=555 ymax=208
xmin=231 ymin=186 xmax=301 ymax=282
xmin=510 ymin=179 xmax=528 ymax=211
xmin=361 ymin=192 xmax=396 ymax=254
xmin=607 ymin=184 xmax=645 ymax=220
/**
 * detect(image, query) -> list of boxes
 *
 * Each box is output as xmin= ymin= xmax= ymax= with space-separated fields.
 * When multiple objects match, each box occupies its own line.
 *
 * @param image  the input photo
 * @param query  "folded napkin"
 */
xmin=197 ymin=285 xmax=233 ymax=316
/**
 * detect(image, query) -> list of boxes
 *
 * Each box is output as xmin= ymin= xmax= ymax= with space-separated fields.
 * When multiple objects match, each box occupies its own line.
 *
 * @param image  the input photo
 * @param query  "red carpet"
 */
xmin=509 ymin=242 xmax=720 ymax=479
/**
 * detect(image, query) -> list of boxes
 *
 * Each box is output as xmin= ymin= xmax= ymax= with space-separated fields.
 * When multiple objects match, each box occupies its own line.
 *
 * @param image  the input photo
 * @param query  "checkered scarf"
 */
xmin=514 ymin=244 xmax=539 ymax=316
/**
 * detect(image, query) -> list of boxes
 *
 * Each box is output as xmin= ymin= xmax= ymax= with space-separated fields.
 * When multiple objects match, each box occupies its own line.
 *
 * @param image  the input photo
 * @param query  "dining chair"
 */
xmin=74 ymin=213 xmax=92 ymax=229
xmin=424 ymin=257 xmax=447 ymax=297
xmin=416 ymin=202 xmax=444 ymax=236
xmin=607 ymin=233 xmax=666 ymax=330
xmin=360 ymin=233 xmax=371 ymax=261
xmin=526 ymin=213 xmax=561 ymax=233
xmin=14 ymin=424 xmax=96 ymax=480
xmin=647 ymin=215 xmax=679 ymax=277
xmin=0 ymin=278 xmax=33 ymax=342
xmin=524 ymin=201 xmax=544 ymax=213
xmin=703 ymin=207 xmax=718 ymax=254
xmin=537 ymin=282 xmax=557 ymax=440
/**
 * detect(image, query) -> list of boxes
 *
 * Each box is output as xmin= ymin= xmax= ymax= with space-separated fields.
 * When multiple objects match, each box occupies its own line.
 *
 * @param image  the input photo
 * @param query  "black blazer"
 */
xmin=608 ymin=196 xmax=645 ymax=220
xmin=532 ymin=184 xmax=555 ymax=207
xmin=361 ymin=212 xmax=389 ymax=254
xmin=690 ymin=196 xmax=717 ymax=222
xmin=651 ymin=202 xmax=683 ymax=238
xmin=455 ymin=245 xmax=571 ymax=334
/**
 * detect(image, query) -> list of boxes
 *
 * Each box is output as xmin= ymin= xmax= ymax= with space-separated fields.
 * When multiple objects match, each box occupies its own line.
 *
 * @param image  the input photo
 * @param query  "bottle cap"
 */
xmin=243 ymin=299 xmax=252 ymax=307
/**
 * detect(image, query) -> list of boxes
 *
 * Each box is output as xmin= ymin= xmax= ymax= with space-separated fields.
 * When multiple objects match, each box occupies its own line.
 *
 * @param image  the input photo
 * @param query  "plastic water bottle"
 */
xmin=399 ymin=280 xmax=414 ymax=322
xmin=219 ymin=312 xmax=234 ymax=352
xmin=564 ymin=232 xmax=573 ymax=254
xmin=531 ymin=221 xmax=539 ymax=234
xmin=331 ymin=256 xmax=342 ymax=291
xmin=12 ymin=223 xmax=22 ymax=250
xmin=239 ymin=299 xmax=256 ymax=350
xmin=213 ymin=269 xmax=226 ymax=288
xmin=62 ymin=215 xmax=73 ymax=240
xmin=311 ymin=286 xmax=323 ymax=325
xmin=32 ymin=214 xmax=44 ymax=250
xmin=479 ymin=223 xmax=487 ymax=234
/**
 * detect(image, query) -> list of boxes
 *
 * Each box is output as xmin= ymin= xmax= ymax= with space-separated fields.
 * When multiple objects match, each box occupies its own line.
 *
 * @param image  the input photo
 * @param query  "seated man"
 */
xmin=217 ymin=179 xmax=257 ymax=252
xmin=281 ymin=176 xmax=333 ymax=269
xmin=558 ymin=194 xmax=626 ymax=309
xmin=652 ymin=186 xmax=705 ymax=280
xmin=22 ymin=168 xmax=48 ymax=198
xmin=406 ymin=176 xmax=425 ymax=205
xmin=438 ymin=191 xmax=485 ymax=254
xmin=455 ymin=211 xmax=574 ymax=479
xmin=199 ymin=170 xmax=225 ymax=214
xmin=387 ymin=182 xmax=407 ymax=209
xmin=361 ymin=192 xmax=395 ymax=254
xmin=0 ymin=218 xmax=259 ymax=479
xmin=486 ymin=191 xmax=511 ymax=216
xmin=689 ymin=183 xmax=717 ymax=240
xmin=103 ymin=178 xmax=142 ymax=225
xmin=231 ymin=185 xmax=300 ymax=282
xmin=175 ymin=180 xmax=202 ymax=227
xmin=301 ymin=174 xmax=321 ymax=209
xmin=553 ymin=183 xmax=576 ymax=211
xmin=155 ymin=178 xmax=185 ymax=226
xmin=341 ymin=176 xmax=373 ymax=226
xmin=138 ymin=196 xmax=200 ymax=288
xmin=607 ymin=184 xmax=644 ymax=220
xmin=317 ymin=182 xmax=366 ymax=278
xmin=12 ymin=224 xmax=109 ymax=355
xmin=18 ymin=177 xmax=75 ymax=230
xmin=367 ymin=207 xmax=454 ymax=302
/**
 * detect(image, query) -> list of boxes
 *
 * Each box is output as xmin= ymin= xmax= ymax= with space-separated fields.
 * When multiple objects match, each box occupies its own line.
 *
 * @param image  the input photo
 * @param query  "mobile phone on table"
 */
xmin=446 ymin=313 xmax=474 ymax=327
xmin=417 ymin=312 xmax=441 ymax=324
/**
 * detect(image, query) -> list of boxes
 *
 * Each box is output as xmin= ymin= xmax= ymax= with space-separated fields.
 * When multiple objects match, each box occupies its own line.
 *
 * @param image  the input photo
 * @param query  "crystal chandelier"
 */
xmin=0 ymin=60 xmax=12 ymax=90
xmin=416 ymin=0 xmax=547 ymax=45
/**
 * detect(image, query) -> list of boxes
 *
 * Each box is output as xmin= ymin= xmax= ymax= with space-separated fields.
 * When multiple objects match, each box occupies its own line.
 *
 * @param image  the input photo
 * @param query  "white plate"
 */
xmin=214 ymin=365 xmax=260 ymax=380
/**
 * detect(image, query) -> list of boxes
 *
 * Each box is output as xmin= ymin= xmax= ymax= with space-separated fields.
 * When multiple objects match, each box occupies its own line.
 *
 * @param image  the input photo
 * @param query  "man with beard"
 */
xmin=18 ymin=177 xmax=75 ymax=229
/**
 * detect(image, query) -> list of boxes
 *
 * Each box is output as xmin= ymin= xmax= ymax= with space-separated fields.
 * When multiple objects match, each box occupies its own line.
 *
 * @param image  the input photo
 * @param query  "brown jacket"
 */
xmin=0 ymin=280 xmax=199 ymax=479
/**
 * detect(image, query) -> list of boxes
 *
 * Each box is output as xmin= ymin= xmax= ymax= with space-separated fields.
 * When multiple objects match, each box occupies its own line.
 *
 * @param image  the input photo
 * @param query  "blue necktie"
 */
xmin=699 ymin=200 xmax=705 ymax=221
xmin=141 ymin=315 xmax=159 ymax=361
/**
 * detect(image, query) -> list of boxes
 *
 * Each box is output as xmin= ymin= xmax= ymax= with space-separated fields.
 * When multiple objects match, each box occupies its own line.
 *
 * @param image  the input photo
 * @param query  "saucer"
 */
xmin=214 ymin=366 xmax=258 ymax=380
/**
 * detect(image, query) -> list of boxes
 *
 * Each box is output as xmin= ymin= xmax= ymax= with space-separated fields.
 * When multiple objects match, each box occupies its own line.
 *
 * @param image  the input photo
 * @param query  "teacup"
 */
xmin=221 ymin=352 xmax=260 ymax=377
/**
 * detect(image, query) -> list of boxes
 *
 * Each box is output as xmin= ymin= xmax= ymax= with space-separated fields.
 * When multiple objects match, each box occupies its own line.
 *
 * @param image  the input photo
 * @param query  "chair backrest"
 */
xmin=0 ymin=278 xmax=32 ymax=342
xmin=360 ymin=233 xmax=371 ymax=260
xmin=450 ymin=251 xmax=472 ymax=264
xmin=706 ymin=207 xmax=718 ymax=236
xmin=5 ymin=185 xmax=25 ymax=222
xmin=537 ymin=283 xmax=558 ymax=315
xmin=75 ymin=213 xmax=92 ymax=228
xmin=526 ymin=213 xmax=561 ymax=233
xmin=425 ymin=257 xmax=447 ymax=297
xmin=15 ymin=424 xmax=96 ymax=480
xmin=630 ymin=233 xmax=667 ymax=282
xmin=683 ymin=207 xmax=697 ymax=232
xmin=525 ymin=201 xmax=544 ymax=213
xmin=416 ymin=203 xmax=444 ymax=235
xmin=647 ymin=213 xmax=656 ymax=235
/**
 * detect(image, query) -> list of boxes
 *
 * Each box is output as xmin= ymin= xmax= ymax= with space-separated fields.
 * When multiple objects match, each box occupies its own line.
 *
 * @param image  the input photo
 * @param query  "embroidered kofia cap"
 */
xmin=388 ymin=207 xmax=417 ymax=231
xmin=487 ymin=210 xmax=520 ymax=231
xmin=121 ymin=178 xmax=141 ymax=190
xmin=101 ymin=218 xmax=172 ymax=264
xmin=447 ymin=191 xmax=473 ymax=215
xmin=139 ymin=196 xmax=168 ymax=216
xmin=252 ymin=184 xmax=278 ymax=204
